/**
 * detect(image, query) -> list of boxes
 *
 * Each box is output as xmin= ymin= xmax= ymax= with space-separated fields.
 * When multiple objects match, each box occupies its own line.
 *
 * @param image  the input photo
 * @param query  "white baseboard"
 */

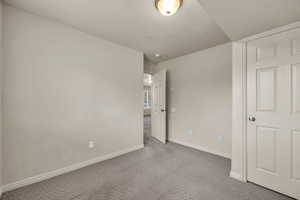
xmin=230 ymin=171 xmax=245 ymax=182
xmin=168 ymin=139 xmax=231 ymax=159
xmin=2 ymin=144 xmax=144 ymax=192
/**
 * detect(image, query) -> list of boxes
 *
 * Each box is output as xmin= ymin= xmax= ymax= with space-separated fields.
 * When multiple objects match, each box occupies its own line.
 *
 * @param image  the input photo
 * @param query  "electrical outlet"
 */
xmin=217 ymin=136 xmax=224 ymax=143
xmin=188 ymin=130 xmax=193 ymax=136
xmin=89 ymin=141 xmax=95 ymax=148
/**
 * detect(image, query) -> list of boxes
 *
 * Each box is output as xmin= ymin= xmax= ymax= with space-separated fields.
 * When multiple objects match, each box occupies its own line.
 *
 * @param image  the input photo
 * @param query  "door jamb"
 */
xmin=231 ymin=21 xmax=300 ymax=183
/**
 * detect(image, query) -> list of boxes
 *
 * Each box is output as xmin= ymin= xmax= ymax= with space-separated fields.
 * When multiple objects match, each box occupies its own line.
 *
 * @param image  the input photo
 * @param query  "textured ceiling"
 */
xmin=4 ymin=0 xmax=300 ymax=62
xmin=3 ymin=0 xmax=229 ymax=62
xmin=198 ymin=0 xmax=300 ymax=40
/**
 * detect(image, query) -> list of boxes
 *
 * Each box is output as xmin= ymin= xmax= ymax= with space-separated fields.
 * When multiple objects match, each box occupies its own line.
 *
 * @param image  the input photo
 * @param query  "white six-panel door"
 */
xmin=151 ymin=69 xmax=167 ymax=143
xmin=247 ymin=28 xmax=300 ymax=199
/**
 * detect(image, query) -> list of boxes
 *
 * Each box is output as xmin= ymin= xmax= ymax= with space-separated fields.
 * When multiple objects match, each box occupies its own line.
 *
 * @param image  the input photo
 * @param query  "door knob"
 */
xmin=161 ymin=109 xmax=166 ymax=112
xmin=248 ymin=116 xmax=256 ymax=122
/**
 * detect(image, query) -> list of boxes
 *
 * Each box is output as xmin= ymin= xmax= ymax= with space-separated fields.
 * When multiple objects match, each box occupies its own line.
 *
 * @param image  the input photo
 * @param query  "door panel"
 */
xmin=151 ymin=69 xmax=166 ymax=143
xmin=256 ymin=126 xmax=278 ymax=174
xmin=292 ymin=130 xmax=300 ymax=181
xmin=292 ymin=64 xmax=300 ymax=113
xmin=257 ymin=46 xmax=276 ymax=62
xmin=293 ymin=39 xmax=300 ymax=55
xmin=247 ymin=28 xmax=300 ymax=199
xmin=256 ymin=67 xmax=277 ymax=111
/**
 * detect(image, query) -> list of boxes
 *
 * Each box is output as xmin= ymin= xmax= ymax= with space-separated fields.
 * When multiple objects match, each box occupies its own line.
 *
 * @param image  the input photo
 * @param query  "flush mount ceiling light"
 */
xmin=155 ymin=0 xmax=183 ymax=16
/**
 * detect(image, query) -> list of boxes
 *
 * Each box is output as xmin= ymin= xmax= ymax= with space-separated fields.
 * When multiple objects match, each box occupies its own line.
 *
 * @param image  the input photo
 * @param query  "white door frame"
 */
xmin=231 ymin=21 xmax=300 ymax=183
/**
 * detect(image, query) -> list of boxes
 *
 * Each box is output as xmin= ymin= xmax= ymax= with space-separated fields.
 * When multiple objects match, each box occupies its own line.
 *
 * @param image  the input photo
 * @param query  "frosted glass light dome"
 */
xmin=155 ymin=0 xmax=183 ymax=16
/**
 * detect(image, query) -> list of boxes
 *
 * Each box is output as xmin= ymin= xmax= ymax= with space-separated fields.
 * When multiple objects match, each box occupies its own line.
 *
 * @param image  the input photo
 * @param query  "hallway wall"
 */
xmin=155 ymin=43 xmax=232 ymax=158
xmin=144 ymin=59 xmax=157 ymax=74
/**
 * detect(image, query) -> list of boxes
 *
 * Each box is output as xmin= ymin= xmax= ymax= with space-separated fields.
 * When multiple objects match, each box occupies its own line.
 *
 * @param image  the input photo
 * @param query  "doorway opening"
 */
xmin=144 ymin=73 xmax=152 ymax=144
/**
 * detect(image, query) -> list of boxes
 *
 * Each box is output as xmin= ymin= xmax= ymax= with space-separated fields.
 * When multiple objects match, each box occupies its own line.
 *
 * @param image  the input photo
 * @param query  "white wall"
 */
xmin=156 ymin=43 xmax=232 ymax=158
xmin=144 ymin=59 xmax=157 ymax=74
xmin=0 ymin=1 xmax=3 ymax=197
xmin=3 ymin=6 xmax=143 ymax=185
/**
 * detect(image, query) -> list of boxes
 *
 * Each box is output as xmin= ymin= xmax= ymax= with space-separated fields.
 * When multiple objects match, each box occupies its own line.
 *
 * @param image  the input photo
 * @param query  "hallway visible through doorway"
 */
xmin=144 ymin=115 xmax=151 ymax=144
xmin=144 ymin=73 xmax=152 ymax=144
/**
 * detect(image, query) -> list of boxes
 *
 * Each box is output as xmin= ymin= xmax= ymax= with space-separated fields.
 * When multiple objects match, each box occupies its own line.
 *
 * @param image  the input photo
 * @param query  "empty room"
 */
xmin=0 ymin=0 xmax=300 ymax=199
